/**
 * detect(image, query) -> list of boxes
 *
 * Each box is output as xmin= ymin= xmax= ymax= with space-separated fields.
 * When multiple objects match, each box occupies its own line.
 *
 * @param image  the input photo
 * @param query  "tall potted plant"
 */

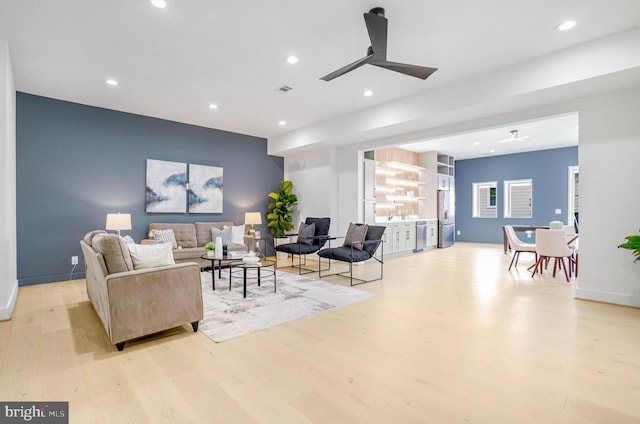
xmin=618 ymin=230 xmax=640 ymax=262
xmin=267 ymin=181 xmax=298 ymax=258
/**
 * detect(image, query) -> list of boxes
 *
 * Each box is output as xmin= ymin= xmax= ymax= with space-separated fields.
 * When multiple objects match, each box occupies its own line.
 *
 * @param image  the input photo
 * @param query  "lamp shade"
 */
xmin=244 ymin=212 xmax=262 ymax=226
xmin=106 ymin=213 xmax=132 ymax=232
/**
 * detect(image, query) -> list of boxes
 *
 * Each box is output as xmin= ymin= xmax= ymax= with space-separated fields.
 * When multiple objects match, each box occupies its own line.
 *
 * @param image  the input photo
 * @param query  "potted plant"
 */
xmin=267 ymin=180 xmax=298 ymax=258
xmin=618 ymin=230 xmax=640 ymax=262
xmin=204 ymin=241 xmax=216 ymax=257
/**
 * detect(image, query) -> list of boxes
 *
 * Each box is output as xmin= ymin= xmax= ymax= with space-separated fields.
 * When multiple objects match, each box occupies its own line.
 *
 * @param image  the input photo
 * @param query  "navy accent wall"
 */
xmin=454 ymin=147 xmax=578 ymax=244
xmin=16 ymin=93 xmax=284 ymax=285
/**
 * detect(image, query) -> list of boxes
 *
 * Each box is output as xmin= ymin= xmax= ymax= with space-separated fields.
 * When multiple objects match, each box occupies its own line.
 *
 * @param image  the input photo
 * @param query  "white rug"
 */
xmin=198 ymin=269 xmax=374 ymax=342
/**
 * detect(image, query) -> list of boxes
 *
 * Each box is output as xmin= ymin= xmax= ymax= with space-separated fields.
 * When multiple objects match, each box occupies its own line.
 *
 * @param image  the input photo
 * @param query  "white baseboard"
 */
xmin=575 ymin=287 xmax=640 ymax=308
xmin=0 ymin=279 xmax=18 ymax=321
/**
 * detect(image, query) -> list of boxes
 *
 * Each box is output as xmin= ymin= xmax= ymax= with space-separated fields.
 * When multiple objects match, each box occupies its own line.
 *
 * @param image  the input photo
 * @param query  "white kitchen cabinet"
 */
xmin=396 ymin=222 xmax=416 ymax=253
xmin=379 ymin=222 xmax=416 ymax=256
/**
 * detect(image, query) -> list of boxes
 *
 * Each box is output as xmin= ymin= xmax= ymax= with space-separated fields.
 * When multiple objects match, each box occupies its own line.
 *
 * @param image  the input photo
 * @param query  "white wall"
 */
xmin=284 ymin=144 xmax=364 ymax=240
xmin=576 ymin=87 xmax=640 ymax=306
xmin=0 ymin=39 xmax=18 ymax=320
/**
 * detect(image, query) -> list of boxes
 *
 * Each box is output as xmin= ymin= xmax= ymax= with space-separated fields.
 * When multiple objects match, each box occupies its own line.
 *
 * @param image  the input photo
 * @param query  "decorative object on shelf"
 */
xmin=244 ymin=212 xmax=262 ymax=236
xmin=105 ymin=213 xmax=131 ymax=236
xmin=204 ymin=241 xmax=216 ymax=258
xmin=267 ymin=180 xmax=298 ymax=237
xmin=188 ymin=163 xmax=223 ymax=213
xmin=242 ymin=254 xmax=260 ymax=263
xmin=146 ymin=159 xmax=187 ymax=213
xmin=618 ymin=230 xmax=640 ymax=262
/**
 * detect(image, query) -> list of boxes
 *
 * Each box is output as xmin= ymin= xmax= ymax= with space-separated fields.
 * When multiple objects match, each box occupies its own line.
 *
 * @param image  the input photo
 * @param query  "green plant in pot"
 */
xmin=204 ymin=241 xmax=215 ymax=255
xmin=618 ymin=230 xmax=640 ymax=262
xmin=267 ymin=180 xmax=298 ymax=237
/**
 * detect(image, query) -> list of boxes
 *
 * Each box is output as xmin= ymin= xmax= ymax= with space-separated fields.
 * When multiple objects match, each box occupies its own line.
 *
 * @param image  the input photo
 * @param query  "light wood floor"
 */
xmin=1 ymin=242 xmax=639 ymax=423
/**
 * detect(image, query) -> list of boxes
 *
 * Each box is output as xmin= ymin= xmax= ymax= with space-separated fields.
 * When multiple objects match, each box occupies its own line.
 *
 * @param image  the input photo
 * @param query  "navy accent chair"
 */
xmin=275 ymin=217 xmax=331 ymax=274
xmin=317 ymin=224 xmax=385 ymax=285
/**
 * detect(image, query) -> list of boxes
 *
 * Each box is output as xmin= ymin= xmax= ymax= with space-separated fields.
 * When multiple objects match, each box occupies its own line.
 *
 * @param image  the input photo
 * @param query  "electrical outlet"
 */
xmin=555 ymin=209 xmax=562 ymax=215
xmin=457 ymin=230 xmax=461 ymax=236
xmin=71 ymin=256 xmax=78 ymax=265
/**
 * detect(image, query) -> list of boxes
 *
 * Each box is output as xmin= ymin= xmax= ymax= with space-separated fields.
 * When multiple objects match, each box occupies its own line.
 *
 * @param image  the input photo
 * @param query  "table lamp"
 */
xmin=106 ymin=213 xmax=132 ymax=236
xmin=244 ymin=212 xmax=262 ymax=236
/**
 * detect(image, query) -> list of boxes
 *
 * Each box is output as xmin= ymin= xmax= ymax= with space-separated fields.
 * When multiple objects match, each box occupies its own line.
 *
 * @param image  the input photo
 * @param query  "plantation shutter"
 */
xmin=509 ymin=182 xmax=532 ymax=218
xmin=478 ymin=187 xmax=496 ymax=218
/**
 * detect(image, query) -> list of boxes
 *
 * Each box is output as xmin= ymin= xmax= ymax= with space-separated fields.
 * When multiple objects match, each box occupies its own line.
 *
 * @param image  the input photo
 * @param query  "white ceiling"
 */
xmin=1 ymin=0 xmax=639 ymax=157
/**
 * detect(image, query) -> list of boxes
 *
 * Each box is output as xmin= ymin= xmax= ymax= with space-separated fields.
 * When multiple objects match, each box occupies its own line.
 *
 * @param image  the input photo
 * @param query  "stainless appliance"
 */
xmin=437 ymin=190 xmax=455 ymax=248
xmin=414 ymin=220 xmax=427 ymax=252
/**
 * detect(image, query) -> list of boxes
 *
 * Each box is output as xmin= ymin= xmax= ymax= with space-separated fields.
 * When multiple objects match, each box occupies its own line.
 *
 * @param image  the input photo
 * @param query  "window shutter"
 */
xmin=509 ymin=183 xmax=532 ymax=218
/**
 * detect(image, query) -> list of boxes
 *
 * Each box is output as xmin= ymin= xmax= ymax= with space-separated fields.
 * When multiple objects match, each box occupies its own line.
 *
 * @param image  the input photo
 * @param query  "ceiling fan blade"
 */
xmin=371 ymin=61 xmax=438 ymax=80
xmin=364 ymin=10 xmax=388 ymax=59
xmin=320 ymin=54 xmax=373 ymax=81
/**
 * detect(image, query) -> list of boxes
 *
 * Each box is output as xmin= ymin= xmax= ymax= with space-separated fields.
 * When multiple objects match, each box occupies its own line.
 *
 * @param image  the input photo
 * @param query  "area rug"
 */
xmin=198 ymin=269 xmax=374 ymax=342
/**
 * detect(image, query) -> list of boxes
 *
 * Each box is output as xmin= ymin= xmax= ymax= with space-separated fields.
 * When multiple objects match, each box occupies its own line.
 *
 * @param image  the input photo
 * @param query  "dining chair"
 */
xmin=532 ymin=229 xmax=574 ymax=282
xmin=563 ymin=225 xmax=579 ymax=277
xmin=504 ymin=225 xmax=537 ymax=270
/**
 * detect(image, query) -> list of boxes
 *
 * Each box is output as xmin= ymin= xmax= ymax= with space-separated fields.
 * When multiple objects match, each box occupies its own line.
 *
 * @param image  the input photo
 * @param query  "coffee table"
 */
xmin=201 ymin=254 xmax=235 ymax=290
xmin=229 ymin=259 xmax=276 ymax=298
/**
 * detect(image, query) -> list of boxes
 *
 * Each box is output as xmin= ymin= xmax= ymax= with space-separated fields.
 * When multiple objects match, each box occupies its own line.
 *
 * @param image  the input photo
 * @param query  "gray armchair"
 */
xmin=317 ymin=224 xmax=385 ymax=285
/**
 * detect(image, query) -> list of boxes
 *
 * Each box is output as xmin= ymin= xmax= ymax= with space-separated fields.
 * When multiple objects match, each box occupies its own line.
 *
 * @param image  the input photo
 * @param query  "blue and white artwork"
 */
xmin=188 ymin=163 xmax=223 ymax=213
xmin=146 ymin=159 xmax=187 ymax=213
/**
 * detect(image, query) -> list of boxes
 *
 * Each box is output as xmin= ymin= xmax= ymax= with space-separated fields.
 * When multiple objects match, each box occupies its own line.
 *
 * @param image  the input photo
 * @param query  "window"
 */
xmin=504 ymin=179 xmax=532 ymax=218
xmin=473 ymin=181 xmax=497 ymax=218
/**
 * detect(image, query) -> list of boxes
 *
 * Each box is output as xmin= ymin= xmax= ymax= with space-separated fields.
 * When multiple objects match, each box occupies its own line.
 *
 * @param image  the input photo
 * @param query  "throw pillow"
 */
xmin=127 ymin=242 xmax=175 ymax=270
xmin=211 ymin=226 xmax=232 ymax=246
xmin=343 ymin=223 xmax=368 ymax=250
xmin=151 ymin=228 xmax=177 ymax=249
xmin=121 ymin=235 xmax=135 ymax=245
xmin=225 ymin=225 xmax=246 ymax=245
xmin=297 ymin=222 xmax=315 ymax=245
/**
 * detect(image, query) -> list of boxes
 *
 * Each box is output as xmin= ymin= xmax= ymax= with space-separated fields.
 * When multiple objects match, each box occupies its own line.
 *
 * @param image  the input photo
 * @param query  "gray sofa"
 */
xmin=80 ymin=230 xmax=203 ymax=351
xmin=145 ymin=222 xmax=255 ymax=269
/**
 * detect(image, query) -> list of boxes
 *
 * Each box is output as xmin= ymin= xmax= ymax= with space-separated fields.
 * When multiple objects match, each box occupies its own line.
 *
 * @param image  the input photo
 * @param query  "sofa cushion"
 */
xmin=149 ymin=223 xmax=197 ymax=248
xmin=91 ymin=233 xmax=134 ymax=274
xmin=195 ymin=221 xmax=233 ymax=246
xmin=127 ymin=242 xmax=175 ymax=269
xmin=343 ymin=222 xmax=368 ymax=250
xmin=297 ymin=222 xmax=315 ymax=245
xmin=172 ymin=247 xmax=204 ymax=262
xmin=211 ymin=226 xmax=232 ymax=246
xmin=151 ymin=228 xmax=177 ymax=248
xmin=226 ymin=224 xmax=246 ymax=245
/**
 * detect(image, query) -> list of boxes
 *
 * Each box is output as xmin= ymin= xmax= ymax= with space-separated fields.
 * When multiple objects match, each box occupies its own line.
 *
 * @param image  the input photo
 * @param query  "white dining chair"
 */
xmin=563 ymin=225 xmax=579 ymax=277
xmin=504 ymin=225 xmax=537 ymax=270
xmin=532 ymin=229 xmax=574 ymax=282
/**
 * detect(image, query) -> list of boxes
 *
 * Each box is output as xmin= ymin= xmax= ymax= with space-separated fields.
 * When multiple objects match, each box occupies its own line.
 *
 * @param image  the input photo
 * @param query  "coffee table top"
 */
xmin=201 ymin=253 xmax=233 ymax=260
xmin=229 ymin=259 xmax=275 ymax=269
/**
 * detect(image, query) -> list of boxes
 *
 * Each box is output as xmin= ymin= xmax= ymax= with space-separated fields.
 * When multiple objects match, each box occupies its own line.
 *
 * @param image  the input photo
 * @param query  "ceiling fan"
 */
xmin=498 ymin=130 xmax=530 ymax=143
xmin=320 ymin=7 xmax=438 ymax=81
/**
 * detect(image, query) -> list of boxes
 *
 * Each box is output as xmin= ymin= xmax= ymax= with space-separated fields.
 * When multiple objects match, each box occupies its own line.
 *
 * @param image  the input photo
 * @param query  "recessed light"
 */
xmin=473 ymin=142 xmax=480 ymax=146
xmin=489 ymin=149 xmax=496 ymax=153
xmin=208 ymin=103 xmax=218 ymax=110
xmin=363 ymin=90 xmax=373 ymax=97
xmin=286 ymin=56 xmax=298 ymax=64
xmin=556 ymin=20 xmax=576 ymax=31
xmin=279 ymin=121 xmax=286 ymax=126
xmin=106 ymin=79 xmax=118 ymax=86
xmin=150 ymin=0 xmax=167 ymax=8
